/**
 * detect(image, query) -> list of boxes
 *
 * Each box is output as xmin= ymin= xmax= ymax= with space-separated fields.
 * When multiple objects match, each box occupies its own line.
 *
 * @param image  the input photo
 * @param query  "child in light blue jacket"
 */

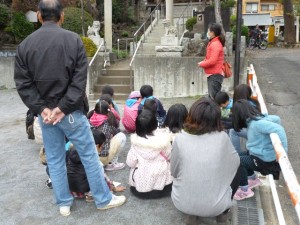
xmin=231 ymin=99 xmax=288 ymax=201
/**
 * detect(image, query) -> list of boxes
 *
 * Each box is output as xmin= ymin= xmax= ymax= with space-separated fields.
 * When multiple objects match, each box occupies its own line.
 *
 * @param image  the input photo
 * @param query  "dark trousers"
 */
xmin=239 ymin=151 xmax=281 ymax=186
xmin=230 ymin=165 xmax=242 ymax=198
xmin=207 ymin=74 xmax=224 ymax=99
xmin=239 ymin=151 xmax=256 ymax=186
xmin=130 ymin=183 xmax=172 ymax=199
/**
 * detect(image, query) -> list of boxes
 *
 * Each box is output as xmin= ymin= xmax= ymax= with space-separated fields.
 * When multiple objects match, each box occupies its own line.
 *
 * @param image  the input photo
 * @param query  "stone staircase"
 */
xmin=137 ymin=20 xmax=165 ymax=56
xmin=92 ymin=59 xmax=132 ymax=102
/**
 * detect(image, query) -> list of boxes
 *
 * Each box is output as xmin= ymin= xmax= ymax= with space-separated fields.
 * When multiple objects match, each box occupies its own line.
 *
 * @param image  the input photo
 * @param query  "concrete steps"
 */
xmin=91 ymin=66 xmax=132 ymax=102
xmin=137 ymin=21 xmax=165 ymax=56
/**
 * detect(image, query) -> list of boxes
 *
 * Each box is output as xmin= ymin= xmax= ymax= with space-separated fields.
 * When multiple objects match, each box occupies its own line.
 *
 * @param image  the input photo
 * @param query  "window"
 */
xmin=246 ymin=3 xmax=258 ymax=13
xmin=261 ymin=4 xmax=276 ymax=11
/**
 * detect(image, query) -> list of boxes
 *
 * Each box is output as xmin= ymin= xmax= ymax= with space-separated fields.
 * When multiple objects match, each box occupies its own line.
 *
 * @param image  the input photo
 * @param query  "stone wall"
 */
xmin=0 ymin=55 xmax=15 ymax=89
xmin=134 ymin=56 xmax=245 ymax=98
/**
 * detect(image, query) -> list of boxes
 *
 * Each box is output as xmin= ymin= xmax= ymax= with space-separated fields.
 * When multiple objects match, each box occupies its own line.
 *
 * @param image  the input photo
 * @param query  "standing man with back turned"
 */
xmin=14 ymin=0 xmax=126 ymax=216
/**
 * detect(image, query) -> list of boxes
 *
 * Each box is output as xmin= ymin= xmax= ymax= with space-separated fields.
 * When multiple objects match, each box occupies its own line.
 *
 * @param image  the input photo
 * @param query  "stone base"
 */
xmin=156 ymin=52 xmax=182 ymax=57
xmin=161 ymin=36 xmax=178 ymax=46
xmin=155 ymin=46 xmax=184 ymax=57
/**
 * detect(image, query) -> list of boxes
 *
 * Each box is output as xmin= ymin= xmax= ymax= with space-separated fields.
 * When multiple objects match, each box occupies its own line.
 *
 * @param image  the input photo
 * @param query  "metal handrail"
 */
xmin=133 ymin=3 xmax=162 ymax=46
xmin=249 ymin=64 xmax=300 ymax=224
xmin=128 ymin=3 xmax=163 ymax=92
xmin=87 ymin=41 xmax=107 ymax=98
xmin=89 ymin=41 xmax=104 ymax=67
xmin=175 ymin=1 xmax=192 ymax=45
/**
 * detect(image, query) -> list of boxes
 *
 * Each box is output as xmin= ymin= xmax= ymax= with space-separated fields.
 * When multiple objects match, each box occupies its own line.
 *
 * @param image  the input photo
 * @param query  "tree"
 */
xmin=12 ymin=0 xmax=39 ymax=12
xmin=80 ymin=0 xmax=85 ymax=36
xmin=213 ymin=0 xmax=225 ymax=34
xmin=283 ymin=0 xmax=296 ymax=43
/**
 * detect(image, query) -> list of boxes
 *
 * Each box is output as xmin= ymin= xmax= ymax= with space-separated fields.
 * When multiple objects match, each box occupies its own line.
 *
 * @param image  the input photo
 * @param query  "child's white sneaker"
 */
xmin=105 ymin=163 xmax=125 ymax=171
xmin=97 ymin=194 xmax=126 ymax=210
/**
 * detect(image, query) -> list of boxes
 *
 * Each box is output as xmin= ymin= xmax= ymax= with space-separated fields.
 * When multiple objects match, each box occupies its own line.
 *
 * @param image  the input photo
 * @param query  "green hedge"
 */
xmin=81 ymin=36 xmax=97 ymax=57
xmin=186 ymin=17 xmax=197 ymax=32
xmin=62 ymin=7 xmax=93 ymax=35
xmin=5 ymin=12 xmax=34 ymax=42
xmin=0 ymin=3 xmax=10 ymax=28
xmin=232 ymin=25 xmax=249 ymax=42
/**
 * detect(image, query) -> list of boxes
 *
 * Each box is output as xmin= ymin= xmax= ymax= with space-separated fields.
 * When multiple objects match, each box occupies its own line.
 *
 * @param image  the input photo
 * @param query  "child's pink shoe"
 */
xmin=248 ymin=177 xmax=262 ymax=189
xmin=233 ymin=188 xmax=254 ymax=201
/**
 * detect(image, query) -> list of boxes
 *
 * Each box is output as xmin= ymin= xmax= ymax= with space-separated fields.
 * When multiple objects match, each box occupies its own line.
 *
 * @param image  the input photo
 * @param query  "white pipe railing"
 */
xmin=89 ymin=41 xmax=104 ymax=67
xmin=249 ymin=64 xmax=300 ymax=224
xmin=87 ymin=41 xmax=107 ymax=98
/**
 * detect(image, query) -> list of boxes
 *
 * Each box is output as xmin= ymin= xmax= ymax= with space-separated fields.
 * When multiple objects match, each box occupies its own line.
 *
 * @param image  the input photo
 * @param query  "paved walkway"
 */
xmin=0 ymin=89 xmax=202 ymax=225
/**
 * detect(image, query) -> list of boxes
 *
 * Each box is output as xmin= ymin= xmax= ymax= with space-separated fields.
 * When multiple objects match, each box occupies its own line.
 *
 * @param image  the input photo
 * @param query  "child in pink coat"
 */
xmin=126 ymin=109 xmax=173 ymax=199
xmin=122 ymin=91 xmax=141 ymax=133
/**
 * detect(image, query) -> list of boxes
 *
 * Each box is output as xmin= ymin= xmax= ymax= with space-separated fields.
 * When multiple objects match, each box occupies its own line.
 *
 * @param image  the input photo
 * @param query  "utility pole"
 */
xmin=234 ymin=0 xmax=242 ymax=87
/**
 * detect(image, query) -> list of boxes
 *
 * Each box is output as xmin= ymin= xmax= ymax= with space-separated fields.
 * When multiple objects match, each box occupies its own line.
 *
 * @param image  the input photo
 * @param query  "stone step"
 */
xmin=136 ymin=52 xmax=156 ymax=56
xmin=137 ymin=49 xmax=156 ymax=55
xmin=139 ymin=45 xmax=156 ymax=52
xmin=142 ymin=43 xmax=159 ymax=47
xmin=150 ymin=30 xmax=165 ymax=35
xmin=91 ymin=92 xmax=128 ymax=102
xmin=93 ymin=84 xmax=131 ymax=93
xmin=145 ymin=37 xmax=162 ymax=42
xmin=97 ymin=76 xmax=131 ymax=85
xmin=102 ymin=69 xmax=131 ymax=77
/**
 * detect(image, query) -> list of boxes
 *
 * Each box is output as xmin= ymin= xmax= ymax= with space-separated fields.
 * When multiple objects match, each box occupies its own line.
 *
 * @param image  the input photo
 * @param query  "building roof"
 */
xmin=242 ymin=13 xmax=273 ymax=26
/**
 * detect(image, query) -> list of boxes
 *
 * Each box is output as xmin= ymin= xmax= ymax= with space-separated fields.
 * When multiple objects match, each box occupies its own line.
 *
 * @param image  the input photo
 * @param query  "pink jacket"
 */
xmin=89 ymin=113 xmax=108 ymax=127
xmin=122 ymin=102 xmax=139 ymax=133
xmin=126 ymin=129 xmax=173 ymax=192
xmin=199 ymin=37 xmax=224 ymax=76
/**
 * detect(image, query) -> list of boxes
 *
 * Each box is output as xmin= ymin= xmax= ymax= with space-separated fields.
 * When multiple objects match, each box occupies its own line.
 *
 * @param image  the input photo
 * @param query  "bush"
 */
xmin=232 ymin=25 xmax=249 ymax=42
xmin=62 ymin=7 xmax=93 ymax=35
xmin=186 ymin=17 xmax=197 ymax=32
xmin=230 ymin=15 xmax=236 ymax=28
xmin=121 ymin=31 xmax=129 ymax=37
xmin=0 ymin=3 xmax=10 ymax=28
xmin=81 ymin=36 xmax=97 ymax=57
xmin=221 ymin=0 xmax=236 ymax=8
xmin=112 ymin=48 xmax=128 ymax=59
xmin=5 ymin=12 xmax=35 ymax=42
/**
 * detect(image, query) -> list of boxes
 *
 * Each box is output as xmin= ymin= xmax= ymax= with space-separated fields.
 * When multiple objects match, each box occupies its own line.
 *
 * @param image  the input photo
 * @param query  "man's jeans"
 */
xmin=39 ymin=110 xmax=112 ymax=208
xmin=207 ymin=74 xmax=224 ymax=99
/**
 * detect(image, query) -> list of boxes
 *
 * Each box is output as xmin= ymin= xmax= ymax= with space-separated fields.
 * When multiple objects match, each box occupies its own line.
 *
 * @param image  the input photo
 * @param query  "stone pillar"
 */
xmin=166 ymin=0 xmax=173 ymax=25
xmin=240 ymin=36 xmax=246 ymax=58
xmin=225 ymin=32 xmax=233 ymax=56
xmin=104 ymin=0 xmax=112 ymax=51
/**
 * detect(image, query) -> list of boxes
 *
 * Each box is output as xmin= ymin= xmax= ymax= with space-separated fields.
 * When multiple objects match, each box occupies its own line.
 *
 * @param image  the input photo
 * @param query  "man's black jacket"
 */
xmin=14 ymin=22 xmax=89 ymax=115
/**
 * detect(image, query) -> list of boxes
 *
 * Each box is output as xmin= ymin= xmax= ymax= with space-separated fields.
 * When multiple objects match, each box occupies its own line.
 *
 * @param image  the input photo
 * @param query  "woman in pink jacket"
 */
xmin=199 ymin=23 xmax=225 ymax=99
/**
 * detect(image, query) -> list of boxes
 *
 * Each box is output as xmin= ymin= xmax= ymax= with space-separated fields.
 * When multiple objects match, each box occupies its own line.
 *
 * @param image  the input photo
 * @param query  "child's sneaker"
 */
xmin=85 ymin=192 xmax=94 ymax=202
xmin=105 ymin=163 xmax=125 ymax=171
xmin=233 ymin=187 xmax=254 ymax=201
xmin=45 ymin=179 xmax=52 ymax=189
xmin=98 ymin=194 xmax=126 ymax=210
xmin=248 ymin=177 xmax=262 ymax=189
